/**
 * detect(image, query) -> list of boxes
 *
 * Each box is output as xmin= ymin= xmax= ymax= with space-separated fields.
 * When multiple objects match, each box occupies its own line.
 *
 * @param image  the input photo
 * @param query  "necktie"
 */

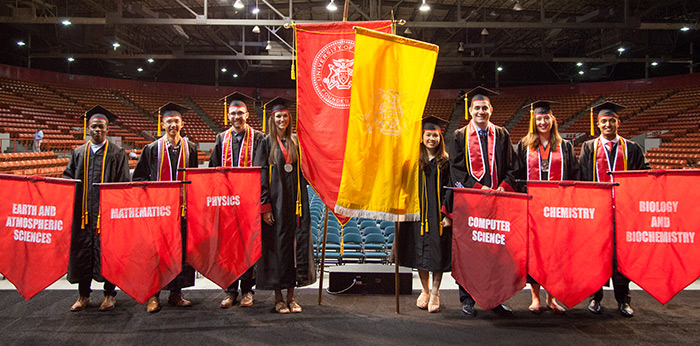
xmin=605 ymin=142 xmax=614 ymax=153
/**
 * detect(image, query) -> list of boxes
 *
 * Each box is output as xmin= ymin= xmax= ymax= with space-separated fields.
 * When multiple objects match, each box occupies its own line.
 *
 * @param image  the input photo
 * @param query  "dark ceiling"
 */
xmin=1 ymin=0 xmax=699 ymax=89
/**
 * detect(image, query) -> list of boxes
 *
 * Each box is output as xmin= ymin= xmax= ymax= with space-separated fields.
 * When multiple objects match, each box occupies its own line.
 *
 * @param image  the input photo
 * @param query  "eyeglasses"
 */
xmin=229 ymin=111 xmax=247 ymax=116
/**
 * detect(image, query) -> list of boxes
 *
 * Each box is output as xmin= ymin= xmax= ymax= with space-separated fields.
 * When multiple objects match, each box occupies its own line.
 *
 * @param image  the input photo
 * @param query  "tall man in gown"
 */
xmin=579 ymin=101 xmax=649 ymax=317
xmin=209 ymin=93 xmax=266 ymax=308
xmin=132 ymin=102 xmax=197 ymax=313
xmin=63 ymin=106 xmax=131 ymax=312
xmin=445 ymin=87 xmax=516 ymax=317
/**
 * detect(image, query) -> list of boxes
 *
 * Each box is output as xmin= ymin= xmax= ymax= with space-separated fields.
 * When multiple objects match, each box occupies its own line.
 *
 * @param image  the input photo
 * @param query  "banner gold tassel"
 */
xmin=291 ymin=31 xmax=296 ymax=80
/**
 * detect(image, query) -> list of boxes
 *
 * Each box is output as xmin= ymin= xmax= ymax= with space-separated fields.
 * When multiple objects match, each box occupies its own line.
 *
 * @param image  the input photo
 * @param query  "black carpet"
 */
xmin=1 ymin=289 xmax=699 ymax=345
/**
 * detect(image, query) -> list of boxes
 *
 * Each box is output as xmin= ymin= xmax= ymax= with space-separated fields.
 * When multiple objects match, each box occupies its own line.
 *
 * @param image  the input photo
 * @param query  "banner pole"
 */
xmin=318 ymin=206 xmax=331 ymax=305
xmin=394 ymin=221 xmax=400 ymax=313
xmin=343 ymin=0 xmax=349 ymax=21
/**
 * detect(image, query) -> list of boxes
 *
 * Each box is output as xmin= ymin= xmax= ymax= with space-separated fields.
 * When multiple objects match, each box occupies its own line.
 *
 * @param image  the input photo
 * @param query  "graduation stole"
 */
xmin=222 ymin=125 xmax=255 ymax=167
xmin=527 ymin=143 xmax=563 ymax=181
xmin=594 ymin=137 xmax=627 ymax=182
xmin=465 ymin=122 xmax=497 ymax=189
xmin=82 ymin=141 xmax=108 ymax=232
xmin=420 ymin=162 xmax=444 ymax=236
xmin=157 ymin=137 xmax=188 ymax=181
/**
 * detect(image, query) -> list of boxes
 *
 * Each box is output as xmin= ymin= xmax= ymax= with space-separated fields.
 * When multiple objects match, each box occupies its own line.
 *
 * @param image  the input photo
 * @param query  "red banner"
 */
xmin=0 ymin=175 xmax=76 ymax=300
xmin=99 ymin=181 xmax=183 ymax=304
xmin=295 ymin=21 xmax=392 ymax=224
xmin=185 ymin=168 xmax=261 ymax=289
xmin=612 ymin=170 xmax=700 ymax=304
xmin=527 ymin=181 xmax=614 ymax=308
xmin=451 ymin=188 xmax=528 ymax=310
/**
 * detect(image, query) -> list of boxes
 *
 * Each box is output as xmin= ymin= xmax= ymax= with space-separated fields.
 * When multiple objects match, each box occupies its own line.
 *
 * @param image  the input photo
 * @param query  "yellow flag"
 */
xmin=334 ymin=28 xmax=438 ymax=222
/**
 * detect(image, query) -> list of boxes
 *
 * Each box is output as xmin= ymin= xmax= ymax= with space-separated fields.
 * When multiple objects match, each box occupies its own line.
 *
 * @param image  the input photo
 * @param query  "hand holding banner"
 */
xmin=185 ymin=167 xmax=261 ymax=289
xmin=527 ymin=180 xmax=614 ymax=308
xmin=0 ymin=175 xmax=77 ymax=300
xmin=451 ymin=188 xmax=528 ymax=311
xmin=612 ymin=170 xmax=700 ymax=304
xmin=99 ymin=181 xmax=183 ymax=304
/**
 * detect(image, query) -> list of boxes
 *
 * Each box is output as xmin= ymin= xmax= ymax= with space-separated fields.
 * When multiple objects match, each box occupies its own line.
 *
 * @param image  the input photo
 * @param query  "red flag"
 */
xmin=0 ymin=175 xmax=76 ymax=300
xmin=527 ymin=181 xmax=614 ymax=308
xmin=612 ymin=170 xmax=700 ymax=304
xmin=99 ymin=181 xmax=183 ymax=304
xmin=451 ymin=188 xmax=528 ymax=310
xmin=295 ymin=21 xmax=392 ymax=224
xmin=185 ymin=168 xmax=261 ymax=289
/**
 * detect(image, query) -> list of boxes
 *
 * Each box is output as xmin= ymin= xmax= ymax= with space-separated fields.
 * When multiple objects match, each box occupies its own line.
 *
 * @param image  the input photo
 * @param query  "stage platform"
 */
xmin=1 ymin=282 xmax=700 ymax=345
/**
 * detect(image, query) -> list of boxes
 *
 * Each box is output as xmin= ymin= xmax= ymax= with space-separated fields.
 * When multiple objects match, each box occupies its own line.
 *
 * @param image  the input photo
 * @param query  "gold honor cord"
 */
xmin=421 ymin=171 xmax=427 ymax=235
xmin=82 ymin=141 xmax=108 ymax=231
xmin=437 ymin=164 xmax=443 ymax=236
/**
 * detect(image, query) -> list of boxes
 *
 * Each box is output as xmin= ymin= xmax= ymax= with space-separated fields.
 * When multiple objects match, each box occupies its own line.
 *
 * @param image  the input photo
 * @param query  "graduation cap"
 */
xmin=263 ymin=97 xmax=293 ymax=132
xmin=589 ymin=101 xmax=626 ymax=136
xmin=220 ymin=92 xmax=254 ymax=126
xmin=422 ymin=115 xmax=449 ymax=132
xmin=81 ymin=105 xmax=117 ymax=139
xmin=156 ymin=102 xmax=189 ymax=137
xmin=464 ymin=86 xmax=499 ymax=120
xmin=522 ymin=100 xmax=559 ymax=134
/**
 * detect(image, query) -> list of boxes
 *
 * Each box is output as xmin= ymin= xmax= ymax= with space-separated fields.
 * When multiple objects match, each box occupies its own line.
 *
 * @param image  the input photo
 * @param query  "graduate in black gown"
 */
xmin=579 ymin=102 xmax=649 ymax=317
xmin=513 ymin=101 xmax=580 ymax=315
xmin=62 ymin=106 xmax=130 ymax=312
xmin=398 ymin=116 xmax=452 ymax=313
xmin=254 ymin=98 xmax=315 ymax=314
xmin=445 ymin=87 xmax=516 ymax=317
xmin=209 ymin=93 xmax=266 ymax=309
xmin=132 ymin=102 xmax=197 ymax=313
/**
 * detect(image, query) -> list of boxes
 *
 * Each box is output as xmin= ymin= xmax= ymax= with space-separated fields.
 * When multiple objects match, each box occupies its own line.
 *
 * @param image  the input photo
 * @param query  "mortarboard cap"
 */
xmin=158 ymin=102 xmax=189 ymax=119
xmin=82 ymin=105 xmax=117 ymax=123
xmin=263 ymin=97 xmax=293 ymax=132
xmin=422 ymin=115 xmax=449 ymax=131
xmin=523 ymin=100 xmax=559 ymax=133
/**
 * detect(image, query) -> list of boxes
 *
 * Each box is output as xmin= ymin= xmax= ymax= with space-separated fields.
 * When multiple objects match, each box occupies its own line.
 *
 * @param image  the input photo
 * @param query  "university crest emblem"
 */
xmin=312 ymin=39 xmax=355 ymax=109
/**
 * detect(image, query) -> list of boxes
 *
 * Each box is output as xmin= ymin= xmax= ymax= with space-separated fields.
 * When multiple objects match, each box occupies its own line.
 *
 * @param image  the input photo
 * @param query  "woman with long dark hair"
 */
xmin=514 ymin=101 xmax=580 ymax=314
xmin=398 ymin=116 xmax=452 ymax=313
xmin=254 ymin=99 xmax=315 ymax=314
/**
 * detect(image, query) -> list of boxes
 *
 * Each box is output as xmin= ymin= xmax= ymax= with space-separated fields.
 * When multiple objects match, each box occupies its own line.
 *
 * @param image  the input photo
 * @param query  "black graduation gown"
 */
xmin=254 ymin=135 xmax=316 ymax=290
xmin=579 ymin=137 xmax=650 ymax=182
xmin=444 ymin=124 xmax=516 ymax=214
xmin=513 ymin=139 xmax=581 ymax=192
xmin=132 ymin=138 xmax=198 ymax=290
xmin=398 ymin=158 xmax=452 ymax=272
xmin=63 ymin=140 xmax=131 ymax=283
xmin=208 ymin=127 xmax=266 ymax=168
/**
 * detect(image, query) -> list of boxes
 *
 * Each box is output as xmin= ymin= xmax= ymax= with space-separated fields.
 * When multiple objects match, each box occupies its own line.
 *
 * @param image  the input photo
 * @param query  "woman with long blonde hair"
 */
xmin=514 ymin=101 xmax=580 ymax=314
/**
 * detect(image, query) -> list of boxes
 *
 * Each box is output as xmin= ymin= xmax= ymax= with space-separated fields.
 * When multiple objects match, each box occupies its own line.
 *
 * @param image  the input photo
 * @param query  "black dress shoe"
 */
xmin=492 ymin=304 xmax=513 ymax=316
xmin=618 ymin=303 xmax=634 ymax=317
xmin=461 ymin=302 xmax=477 ymax=317
xmin=588 ymin=299 xmax=602 ymax=314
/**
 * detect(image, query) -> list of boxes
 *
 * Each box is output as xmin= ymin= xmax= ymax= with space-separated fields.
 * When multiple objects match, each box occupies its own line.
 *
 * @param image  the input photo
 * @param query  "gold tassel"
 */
xmin=83 ymin=112 xmax=87 ymax=139
xmin=590 ymin=107 xmax=595 ymax=136
xmin=224 ymin=97 xmax=228 ymax=126
xmin=529 ymin=103 xmax=534 ymax=134
xmin=296 ymin=149 xmax=302 ymax=217
xmin=263 ymin=105 xmax=267 ymax=133
xmin=96 ymin=214 xmax=101 ymax=234
xmin=464 ymin=93 xmax=468 ymax=120
xmin=157 ymin=108 xmax=161 ymax=137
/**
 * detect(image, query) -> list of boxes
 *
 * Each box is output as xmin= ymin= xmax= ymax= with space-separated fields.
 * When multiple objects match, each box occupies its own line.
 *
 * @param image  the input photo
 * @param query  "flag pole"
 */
xmin=343 ymin=0 xmax=349 ymax=21
xmin=394 ymin=221 xmax=400 ymax=313
xmin=318 ymin=206 xmax=331 ymax=305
